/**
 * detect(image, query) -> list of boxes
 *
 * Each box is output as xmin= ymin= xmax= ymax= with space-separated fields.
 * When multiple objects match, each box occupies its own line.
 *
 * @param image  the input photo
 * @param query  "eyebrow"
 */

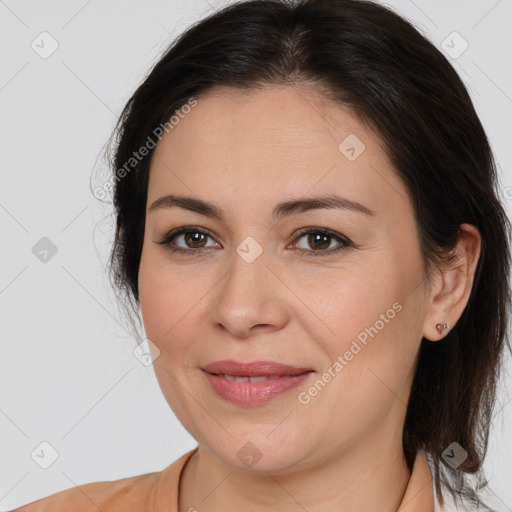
xmin=148 ymin=194 xmax=375 ymax=219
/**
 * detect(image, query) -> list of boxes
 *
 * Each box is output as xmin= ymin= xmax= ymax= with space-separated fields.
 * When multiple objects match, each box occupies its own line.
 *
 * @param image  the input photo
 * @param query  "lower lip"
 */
xmin=203 ymin=371 xmax=313 ymax=406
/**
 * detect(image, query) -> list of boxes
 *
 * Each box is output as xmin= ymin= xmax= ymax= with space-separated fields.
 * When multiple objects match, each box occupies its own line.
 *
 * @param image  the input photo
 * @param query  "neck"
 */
xmin=178 ymin=427 xmax=411 ymax=512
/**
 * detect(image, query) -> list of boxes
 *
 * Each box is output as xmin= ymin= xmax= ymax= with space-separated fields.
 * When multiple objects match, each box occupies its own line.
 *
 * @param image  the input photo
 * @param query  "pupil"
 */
xmin=309 ymin=233 xmax=330 ymax=250
xmin=186 ymin=232 xmax=206 ymax=248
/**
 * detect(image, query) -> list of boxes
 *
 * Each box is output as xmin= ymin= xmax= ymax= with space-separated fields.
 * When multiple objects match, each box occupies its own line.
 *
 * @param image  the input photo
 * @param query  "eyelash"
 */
xmin=156 ymin=226 xmax=352 ymax=257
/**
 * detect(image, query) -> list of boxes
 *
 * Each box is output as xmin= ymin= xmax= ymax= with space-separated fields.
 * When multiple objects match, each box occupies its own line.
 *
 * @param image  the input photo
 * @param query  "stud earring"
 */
xmin=435 ymin=322 xmax=448 ymax=335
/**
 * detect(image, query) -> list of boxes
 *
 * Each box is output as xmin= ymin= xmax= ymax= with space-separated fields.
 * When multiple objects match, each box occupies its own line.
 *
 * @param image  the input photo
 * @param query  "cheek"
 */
xmin=138 ymin=254 xmax=203 ymax=420
xmin=296 ymin=255 xmax=422 ymax=405
xmin=138 ymin=252 xmax=187 ymax=348
xmin=138 ymin=250 xmax=217 ymax=366
xmin=139 ymin=271 xmax=171 ymax=344
xmin=293 ymin=258 xmax=403 ymax=349
xmin=138 ymin=247 xmax=193 ymax=334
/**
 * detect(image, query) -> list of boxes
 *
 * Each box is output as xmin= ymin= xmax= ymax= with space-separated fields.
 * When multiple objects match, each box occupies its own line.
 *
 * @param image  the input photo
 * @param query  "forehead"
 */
xmin=147 ymin=84 xmax=411 ymax=217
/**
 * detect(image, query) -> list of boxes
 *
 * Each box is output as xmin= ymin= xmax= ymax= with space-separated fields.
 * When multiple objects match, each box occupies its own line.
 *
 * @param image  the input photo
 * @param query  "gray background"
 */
xmin=0 ymin=0 xmax=511 ymax=509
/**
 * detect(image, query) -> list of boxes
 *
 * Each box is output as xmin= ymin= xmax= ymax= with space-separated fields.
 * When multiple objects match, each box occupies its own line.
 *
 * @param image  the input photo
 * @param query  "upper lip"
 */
xmin=202 ymin=360 xmax=313 ymax=377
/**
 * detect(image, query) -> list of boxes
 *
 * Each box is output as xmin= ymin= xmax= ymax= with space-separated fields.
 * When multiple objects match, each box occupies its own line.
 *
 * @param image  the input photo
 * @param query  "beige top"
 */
xmin=14 ymin=446 xmax=435 ymax=511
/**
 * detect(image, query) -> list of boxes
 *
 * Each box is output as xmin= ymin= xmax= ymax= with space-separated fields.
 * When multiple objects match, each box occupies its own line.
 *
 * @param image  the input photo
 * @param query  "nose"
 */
xmin=209 ymin=244 xmax=290 ymax=339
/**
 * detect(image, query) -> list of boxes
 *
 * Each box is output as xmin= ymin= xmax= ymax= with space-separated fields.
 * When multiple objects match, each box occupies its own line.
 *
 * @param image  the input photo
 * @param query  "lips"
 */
xmin=201 ymin=359 xmax=312 ymax=377
xmin=201 ymin=360 xmax=314 ymax=406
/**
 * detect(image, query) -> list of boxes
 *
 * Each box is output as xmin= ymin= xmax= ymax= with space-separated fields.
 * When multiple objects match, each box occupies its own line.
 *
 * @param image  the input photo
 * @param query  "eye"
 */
xmin=156 ymin=226 xmax=221 ymax=254
xmin=156 ymin=226 xmax=352 ymax=257
xmin=290 ymin=227 xmax=351 ymax=256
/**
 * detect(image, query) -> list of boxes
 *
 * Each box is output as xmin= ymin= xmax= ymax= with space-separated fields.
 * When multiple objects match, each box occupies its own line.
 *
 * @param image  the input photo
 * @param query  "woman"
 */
xmin=15 ymin=0 xmax=511 ymax=510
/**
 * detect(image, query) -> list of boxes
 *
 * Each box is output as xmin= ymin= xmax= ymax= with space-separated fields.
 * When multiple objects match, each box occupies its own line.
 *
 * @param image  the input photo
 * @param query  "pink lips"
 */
xmin=201 ymin=360 xmax=313 ymax=406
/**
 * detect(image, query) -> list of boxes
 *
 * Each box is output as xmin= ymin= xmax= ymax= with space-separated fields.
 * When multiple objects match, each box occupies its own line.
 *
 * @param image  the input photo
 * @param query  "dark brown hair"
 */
xmin=101 ymin=0 xmax=511 ymax=508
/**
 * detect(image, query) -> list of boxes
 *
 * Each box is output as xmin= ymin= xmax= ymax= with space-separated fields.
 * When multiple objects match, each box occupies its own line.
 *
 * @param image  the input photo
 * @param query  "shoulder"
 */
xmin=12 ymin=447 xmax=199 ymax=512
xmin=13 ymin=470 xmax=160 ymax=512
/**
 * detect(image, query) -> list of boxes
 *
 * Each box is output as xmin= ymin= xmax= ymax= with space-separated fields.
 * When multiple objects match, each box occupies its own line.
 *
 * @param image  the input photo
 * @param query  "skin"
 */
xmin=138 ymin=84 xmax=481 ymax=512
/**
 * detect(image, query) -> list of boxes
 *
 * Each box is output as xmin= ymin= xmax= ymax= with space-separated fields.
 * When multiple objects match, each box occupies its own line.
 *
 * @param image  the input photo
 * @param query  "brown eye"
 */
xmin=182 ymin=231 xmax=208 ymax=248
xmin=292 ymin=228 xmax=351 ymax=256
xmin=157 ymin=227 xmax=220 ymax=253
xmin=306 ymin=233 xmax=331 ymax=250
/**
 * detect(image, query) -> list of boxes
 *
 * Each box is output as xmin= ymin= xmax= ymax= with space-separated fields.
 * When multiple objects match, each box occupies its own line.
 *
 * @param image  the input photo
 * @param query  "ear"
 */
xmin=422 ymin=223 xmax=481 ymax=342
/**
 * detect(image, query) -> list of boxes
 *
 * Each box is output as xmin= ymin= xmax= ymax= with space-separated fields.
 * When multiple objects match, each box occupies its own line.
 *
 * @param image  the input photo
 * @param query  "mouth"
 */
xmin=201 ymin=359 xmax=313 ymax=377
xmin=201 ymin=360 xmax=314 ymax=406
xmin=217 ymin=374 xmax=282 ymax=382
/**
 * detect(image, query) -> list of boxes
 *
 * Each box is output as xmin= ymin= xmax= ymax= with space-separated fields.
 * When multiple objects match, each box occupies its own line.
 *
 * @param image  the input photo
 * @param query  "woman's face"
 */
xmin=138 ymin=84 xmax=432 ymax=472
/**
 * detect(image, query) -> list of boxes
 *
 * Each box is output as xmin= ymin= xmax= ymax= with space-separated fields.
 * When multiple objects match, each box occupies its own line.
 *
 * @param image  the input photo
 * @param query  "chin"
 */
xmin=205 ymin=431 xmax=315 ymax=473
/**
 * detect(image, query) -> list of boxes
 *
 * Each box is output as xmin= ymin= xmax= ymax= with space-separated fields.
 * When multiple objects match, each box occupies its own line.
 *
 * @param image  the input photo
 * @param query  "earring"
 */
xmin=435 ymin=322 xmax=448 ymax=335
